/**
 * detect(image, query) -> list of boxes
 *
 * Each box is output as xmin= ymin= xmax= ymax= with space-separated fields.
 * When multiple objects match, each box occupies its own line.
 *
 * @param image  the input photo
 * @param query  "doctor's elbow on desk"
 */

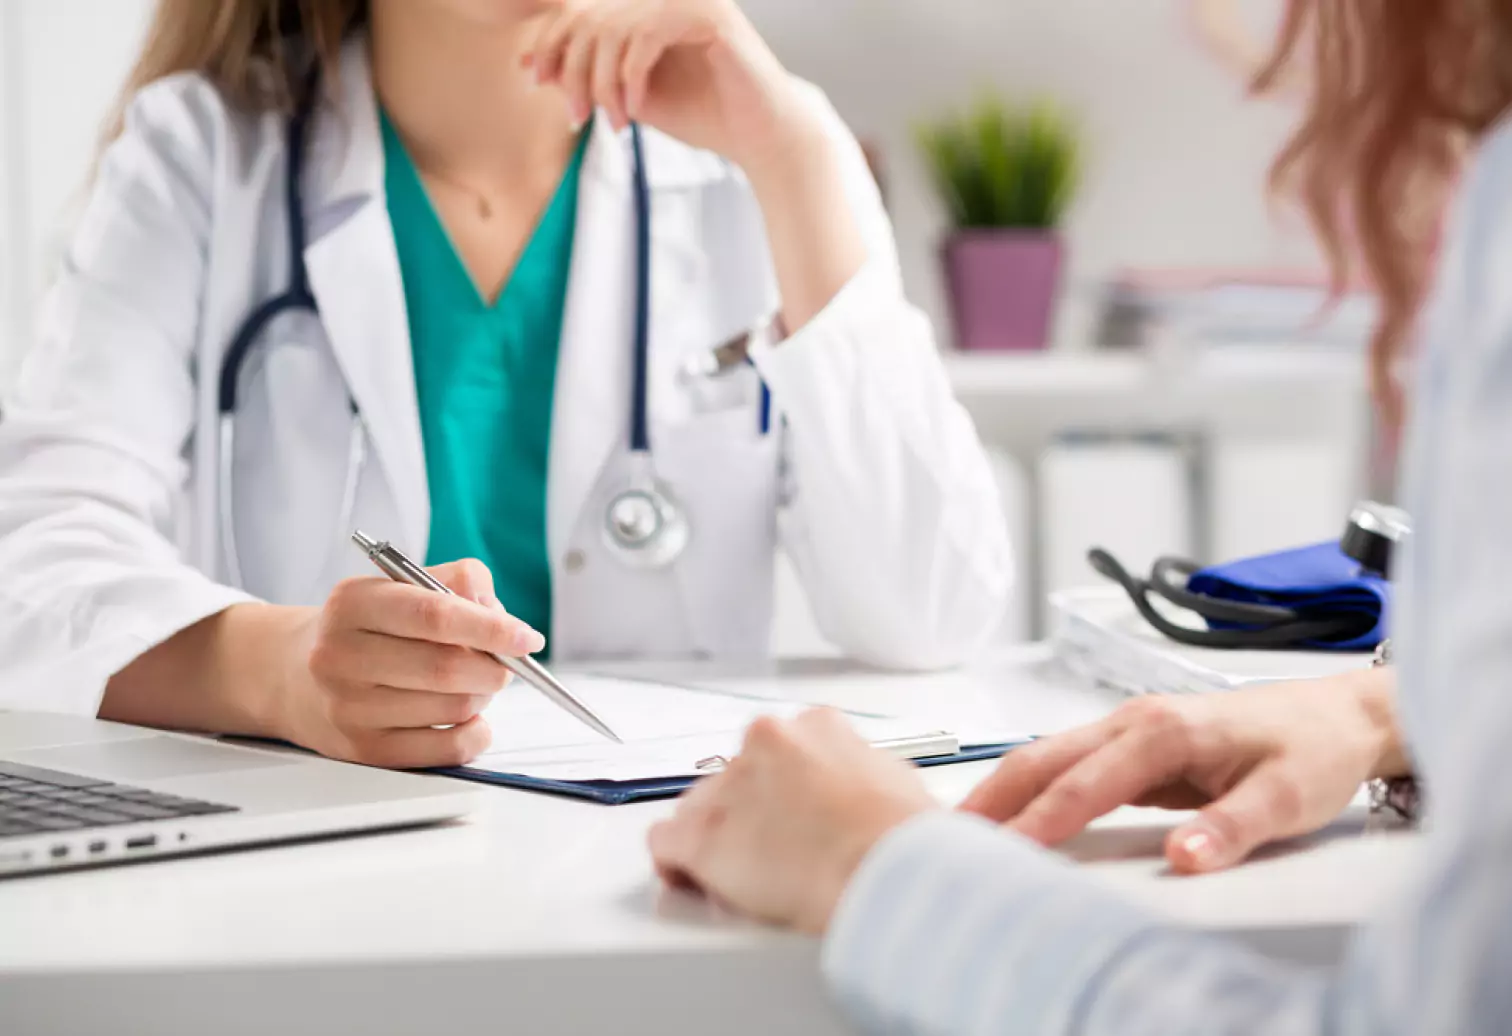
xmin=819 ymin=547 xmax=1015 ymax=673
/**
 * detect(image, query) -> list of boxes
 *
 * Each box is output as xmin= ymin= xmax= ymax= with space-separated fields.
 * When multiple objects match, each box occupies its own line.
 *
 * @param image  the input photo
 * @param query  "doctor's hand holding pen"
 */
xmin=106 ymin=561 xmax=541 ymax=770
xmin=284 ymin=560 xmax=545 ymax=767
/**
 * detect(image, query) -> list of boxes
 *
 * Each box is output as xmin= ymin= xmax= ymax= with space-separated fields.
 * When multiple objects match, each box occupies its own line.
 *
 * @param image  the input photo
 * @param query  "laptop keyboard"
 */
xmin=0 ymin=760 xmax=239 ymax=839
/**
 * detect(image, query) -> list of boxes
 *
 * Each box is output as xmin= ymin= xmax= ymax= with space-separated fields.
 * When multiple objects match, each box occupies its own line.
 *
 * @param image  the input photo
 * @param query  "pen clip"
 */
xmin=352 ymin=530 xmax=451 ymax=595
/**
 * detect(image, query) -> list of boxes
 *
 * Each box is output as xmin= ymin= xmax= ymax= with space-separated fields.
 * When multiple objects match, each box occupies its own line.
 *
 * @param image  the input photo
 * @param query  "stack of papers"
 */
xmin=473 ymin=675 xmax=944 ymax=783
xmin=1051 ymin=587 xmax=1370 ymax=696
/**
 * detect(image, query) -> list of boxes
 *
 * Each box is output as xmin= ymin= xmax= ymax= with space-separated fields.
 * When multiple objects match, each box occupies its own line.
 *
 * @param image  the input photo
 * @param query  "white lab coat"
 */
xmin=0 ymin=40 xmax=1012 ymax=716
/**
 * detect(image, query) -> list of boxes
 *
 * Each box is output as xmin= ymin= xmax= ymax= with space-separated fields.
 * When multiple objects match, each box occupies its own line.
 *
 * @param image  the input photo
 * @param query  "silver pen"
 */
xmin=351 ymin=530 xmax=622 ymax=744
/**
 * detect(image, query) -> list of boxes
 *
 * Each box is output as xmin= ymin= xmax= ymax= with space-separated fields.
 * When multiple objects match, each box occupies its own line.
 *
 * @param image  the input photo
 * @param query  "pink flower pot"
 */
xmin=943 ymin=231 xmax=1063 ymax=350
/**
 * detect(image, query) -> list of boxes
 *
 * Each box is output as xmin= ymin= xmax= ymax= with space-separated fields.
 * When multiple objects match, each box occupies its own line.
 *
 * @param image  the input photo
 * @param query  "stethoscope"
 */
xmin=215 ymin=71 xmax=357 ymax=590
xmin=217 ymin=74 xmax=766 ymax=586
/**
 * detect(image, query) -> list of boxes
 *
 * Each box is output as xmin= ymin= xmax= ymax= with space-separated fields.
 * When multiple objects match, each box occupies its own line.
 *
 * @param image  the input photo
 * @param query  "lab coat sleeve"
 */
xmin=0 ymin=76 xmax=253 ymax=716
xmin=749 ymin=85 xmax=1012 ymax=671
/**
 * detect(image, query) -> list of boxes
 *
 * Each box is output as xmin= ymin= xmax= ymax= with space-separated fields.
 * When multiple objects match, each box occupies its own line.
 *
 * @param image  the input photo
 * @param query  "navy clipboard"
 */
xmin=431 ymin=740 xmax=1027 ymax=805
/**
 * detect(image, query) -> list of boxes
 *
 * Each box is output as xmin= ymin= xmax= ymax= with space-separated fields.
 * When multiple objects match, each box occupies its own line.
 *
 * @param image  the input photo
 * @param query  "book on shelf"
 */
xmin=1096 ymin=268 xmax=1375 ymax=351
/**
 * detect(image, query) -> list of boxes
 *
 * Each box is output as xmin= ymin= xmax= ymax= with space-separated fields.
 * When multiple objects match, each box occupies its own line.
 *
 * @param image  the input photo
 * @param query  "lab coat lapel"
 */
xmin=305 ymin=210 xmax=429 ymax=555
xmin=303 ymin=41 xmax=429 ymax=555
xmin=548 ymin=119 xmax=636 ymax=562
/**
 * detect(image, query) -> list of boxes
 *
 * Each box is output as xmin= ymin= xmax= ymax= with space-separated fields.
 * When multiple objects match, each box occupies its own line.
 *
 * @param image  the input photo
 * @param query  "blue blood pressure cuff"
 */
xmin=1090 ymin=541 xmax=1389 ymax=652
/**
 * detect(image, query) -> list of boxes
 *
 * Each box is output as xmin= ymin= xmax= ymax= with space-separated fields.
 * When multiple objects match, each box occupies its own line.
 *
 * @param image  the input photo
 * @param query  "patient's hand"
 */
xmin=960 ymin=666 xmax=1406 ymax=873
xmin=648 ymin=708 xmax=935 ymax=934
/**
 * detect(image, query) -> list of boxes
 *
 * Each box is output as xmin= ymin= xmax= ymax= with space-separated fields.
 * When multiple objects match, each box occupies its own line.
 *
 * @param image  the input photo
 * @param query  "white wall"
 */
xmin=0 ymin=0 xmax=152 ymax=385
xmin=0 ymin=2 xmax=20 ymax=373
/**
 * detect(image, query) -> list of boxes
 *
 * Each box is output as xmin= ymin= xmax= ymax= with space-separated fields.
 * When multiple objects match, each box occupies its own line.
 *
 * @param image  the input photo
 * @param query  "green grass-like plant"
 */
xmin=917 ymin=96 xmax=1080 ymax=231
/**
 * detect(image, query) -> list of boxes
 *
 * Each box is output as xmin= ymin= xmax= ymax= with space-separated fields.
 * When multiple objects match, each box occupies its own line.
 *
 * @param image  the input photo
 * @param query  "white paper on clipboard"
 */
xmin=470 ymin=675 xmax=961 ymax=782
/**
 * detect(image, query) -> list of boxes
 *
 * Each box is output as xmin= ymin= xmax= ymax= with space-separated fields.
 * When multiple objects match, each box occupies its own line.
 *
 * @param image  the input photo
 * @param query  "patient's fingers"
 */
xmin=1009 ymin=726 xmax=1188 ymax=846
xmin=957 ymin=721 xmax=1114 ymax=822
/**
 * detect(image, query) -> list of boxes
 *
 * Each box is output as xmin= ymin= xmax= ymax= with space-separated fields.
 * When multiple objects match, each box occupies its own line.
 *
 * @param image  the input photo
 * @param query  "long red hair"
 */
xmin=1256 ymin=2 xmax=1512 ymax=435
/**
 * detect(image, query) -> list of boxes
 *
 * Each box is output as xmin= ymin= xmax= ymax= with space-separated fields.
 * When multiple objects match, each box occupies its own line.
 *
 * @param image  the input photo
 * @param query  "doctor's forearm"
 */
xmin=741 ymin=117 xmax=868 ymax=334
xmin=101 ymin=604 xmax=309 ymax=739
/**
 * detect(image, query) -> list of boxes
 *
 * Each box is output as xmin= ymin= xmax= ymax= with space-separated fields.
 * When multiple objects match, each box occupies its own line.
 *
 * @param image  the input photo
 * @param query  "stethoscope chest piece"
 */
xmin=602 ymin=472 xmax=690 ymax=569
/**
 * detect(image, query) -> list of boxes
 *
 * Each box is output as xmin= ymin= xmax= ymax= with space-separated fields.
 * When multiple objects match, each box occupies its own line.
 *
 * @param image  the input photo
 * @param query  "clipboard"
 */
xmin=432 ymin=736 xmax=1030 ymax=805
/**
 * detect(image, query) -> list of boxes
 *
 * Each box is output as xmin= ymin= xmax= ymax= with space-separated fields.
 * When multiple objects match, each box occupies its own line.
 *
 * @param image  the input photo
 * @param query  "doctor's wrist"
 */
xmin=100 ymin=602 xmax=309 ymax=742
xmin=207 ymin=602 xmax=320 ymax=743
xmin=732 ymin=101 xmax=832 ymax=193
xmin=737 ymin=109 xmax=868 ymax=334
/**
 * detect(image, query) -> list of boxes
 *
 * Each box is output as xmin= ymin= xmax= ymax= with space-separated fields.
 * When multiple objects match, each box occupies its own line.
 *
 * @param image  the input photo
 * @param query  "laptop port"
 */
xmin=87 ymin=840 xmax=107 ymax=854
xmin=49 ymin=844 xmax=68 ymax=859
xmin=124 ymin=834 xmax=157 ymax=850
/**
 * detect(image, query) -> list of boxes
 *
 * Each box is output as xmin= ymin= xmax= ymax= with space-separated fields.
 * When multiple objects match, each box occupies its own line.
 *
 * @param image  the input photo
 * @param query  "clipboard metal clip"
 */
xmin=691 ymin=732 xmax=960 ymax=777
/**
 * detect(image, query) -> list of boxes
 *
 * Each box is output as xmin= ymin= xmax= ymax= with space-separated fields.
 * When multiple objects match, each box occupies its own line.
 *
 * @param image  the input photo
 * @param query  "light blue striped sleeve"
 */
xmin=822 ymin=811 xmax=1330 ymax=1035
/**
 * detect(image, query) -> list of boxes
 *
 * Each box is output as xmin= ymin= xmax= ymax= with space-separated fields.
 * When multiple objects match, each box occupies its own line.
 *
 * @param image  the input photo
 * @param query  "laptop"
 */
xmin=0 ymin=709 xmax=481 ymax=877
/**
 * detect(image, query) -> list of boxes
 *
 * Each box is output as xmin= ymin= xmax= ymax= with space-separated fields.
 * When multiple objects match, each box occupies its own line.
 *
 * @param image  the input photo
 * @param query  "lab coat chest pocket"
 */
xmin=228 ymin=316 xmax=353 ymax=604
xmin=654 ymin=394 xmax=781 ymax=659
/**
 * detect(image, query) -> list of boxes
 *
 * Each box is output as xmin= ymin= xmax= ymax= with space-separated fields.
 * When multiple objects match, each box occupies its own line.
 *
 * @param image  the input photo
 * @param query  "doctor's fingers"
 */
xmin=540 ymin=6 xmax=640 ymax=131
xmin=622 ymin=26 xmax=679 ymax=122
xmin=324 ymin=577 xmax=545 ymax=657
xmin=589 ymin=17 xmax=635 ymax=129
xmin=956 ymin=720 xmax=1119 ymax=823
xmin=557 ymin=19 xmax=600 ymax=128
xmin=310 ymin=629 xmax=513 ymax=697
xmin=329 ymin=715 xmax=493 ymax=770
xmin=527 ymin=6 xmax=589 ymax=91
xmin=591 ymin=6 xmax=693 ymax=129
xmin=426 ymin=558 xmax=508 ymax=609
xmin=323 ymin=687 xmax=495 ymax=733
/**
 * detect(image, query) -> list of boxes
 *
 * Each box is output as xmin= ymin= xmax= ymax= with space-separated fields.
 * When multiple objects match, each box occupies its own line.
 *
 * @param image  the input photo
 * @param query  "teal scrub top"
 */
xmin=381 ymin=112 xmax=588 ymax=647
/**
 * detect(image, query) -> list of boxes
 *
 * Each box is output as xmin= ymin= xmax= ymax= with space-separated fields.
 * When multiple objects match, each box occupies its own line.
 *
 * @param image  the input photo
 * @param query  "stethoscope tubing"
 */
xmin=1087 ymin=547 xmax=1374 ymax=649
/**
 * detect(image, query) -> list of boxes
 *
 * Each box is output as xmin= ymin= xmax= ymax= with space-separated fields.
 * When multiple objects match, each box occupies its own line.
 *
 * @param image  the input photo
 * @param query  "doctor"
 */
xmin=0 ymin=0 xmax=1010 ymax=768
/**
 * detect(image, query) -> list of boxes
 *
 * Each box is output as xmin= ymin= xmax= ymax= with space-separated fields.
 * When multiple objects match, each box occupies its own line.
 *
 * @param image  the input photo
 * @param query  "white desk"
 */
xmin=0 ymin=647 xmax=1417 ymax=1036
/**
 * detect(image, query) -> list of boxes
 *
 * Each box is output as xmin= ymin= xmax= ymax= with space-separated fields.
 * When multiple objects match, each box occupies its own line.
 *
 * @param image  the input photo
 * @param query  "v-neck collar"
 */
xmin=378 ymin=108 xmax=589 ymax=310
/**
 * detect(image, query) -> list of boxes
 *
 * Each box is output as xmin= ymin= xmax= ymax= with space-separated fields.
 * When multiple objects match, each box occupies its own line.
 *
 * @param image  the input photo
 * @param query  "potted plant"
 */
xmin=918 ymin=97 xmax=1080 ymax=350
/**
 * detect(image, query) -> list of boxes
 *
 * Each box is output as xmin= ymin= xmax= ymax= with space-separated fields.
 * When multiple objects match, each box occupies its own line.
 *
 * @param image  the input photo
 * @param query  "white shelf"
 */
xmin=942 ymin=344 xmax=1364 ymax=401
xmin=940 ymin=344 xmax=1369 ymax=449
xmin=944 ymin=351 xmax=1149 ymax=397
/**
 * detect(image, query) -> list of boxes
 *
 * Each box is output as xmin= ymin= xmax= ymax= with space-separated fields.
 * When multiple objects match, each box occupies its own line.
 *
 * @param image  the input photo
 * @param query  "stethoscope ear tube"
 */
xmin=1087 ymin=548 xmax=1373 ymax=649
